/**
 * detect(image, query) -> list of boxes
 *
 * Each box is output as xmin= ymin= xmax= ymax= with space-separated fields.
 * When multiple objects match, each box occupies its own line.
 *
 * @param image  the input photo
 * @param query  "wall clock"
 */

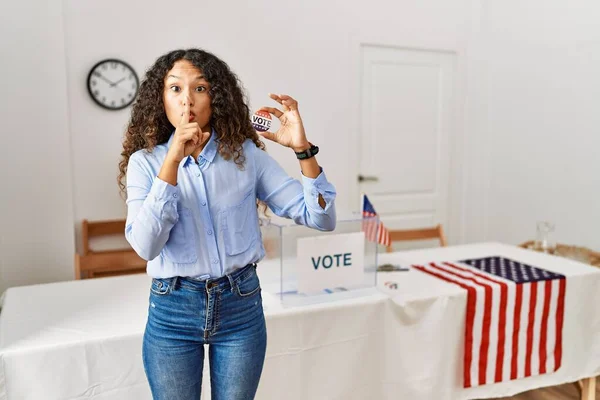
xmin=87 ymin=59 xmax=139 ymax=110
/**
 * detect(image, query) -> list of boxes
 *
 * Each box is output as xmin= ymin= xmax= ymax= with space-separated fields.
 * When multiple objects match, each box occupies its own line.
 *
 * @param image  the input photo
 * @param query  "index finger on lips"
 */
xmin=180 ymin=101 xmax=190 ymax=126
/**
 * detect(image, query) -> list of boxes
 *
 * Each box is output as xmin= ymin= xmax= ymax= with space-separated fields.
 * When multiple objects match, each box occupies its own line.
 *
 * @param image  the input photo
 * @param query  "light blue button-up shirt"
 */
xmin=125 ymin=130 xmax=337 ymax=279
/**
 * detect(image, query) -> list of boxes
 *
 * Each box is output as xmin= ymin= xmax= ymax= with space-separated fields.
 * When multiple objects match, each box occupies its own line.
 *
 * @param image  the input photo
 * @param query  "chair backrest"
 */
xmin=81 ymin=219 xmax=128 ymax=255
xmin=75 ymin=219 xmax=146 ymax=279
xmin=386 ymin=224 xmax=447 ymax=253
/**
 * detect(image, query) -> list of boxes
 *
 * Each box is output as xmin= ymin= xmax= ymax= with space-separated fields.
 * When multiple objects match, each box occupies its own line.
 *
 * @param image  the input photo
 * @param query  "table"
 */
xmin=0 ymin=266 xmax=389 ymax=399
xmin=377 ymin=242 xmax=600 ymax=400
xmin=1 ymin=242 xmax=599 ymax=399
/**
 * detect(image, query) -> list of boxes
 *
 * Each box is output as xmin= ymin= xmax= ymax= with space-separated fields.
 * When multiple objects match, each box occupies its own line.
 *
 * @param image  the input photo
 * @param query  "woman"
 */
xmin=118 ymin=48 xmax=336 ymax=399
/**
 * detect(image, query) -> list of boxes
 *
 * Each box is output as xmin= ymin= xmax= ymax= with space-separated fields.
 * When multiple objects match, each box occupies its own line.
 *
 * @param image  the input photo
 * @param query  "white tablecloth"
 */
xmin=1 ymin=242 xmax=599 ymax=399
xmin=378 ymin=243 xmax=600 ymax=400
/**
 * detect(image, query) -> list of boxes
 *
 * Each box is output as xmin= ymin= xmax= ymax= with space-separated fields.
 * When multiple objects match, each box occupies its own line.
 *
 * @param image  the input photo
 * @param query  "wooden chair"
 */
xmin=74 ymin=219 xmax=146 ymax=279
xmin=385 ymin=224 xmax=447 ymax=253
xmin=575 ymin=377 xmax=597 ymax=400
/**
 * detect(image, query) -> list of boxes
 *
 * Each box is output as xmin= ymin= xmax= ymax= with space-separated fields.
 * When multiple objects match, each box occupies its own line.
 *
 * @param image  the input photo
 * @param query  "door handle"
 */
xmin=358 ymin=175 xmax=379 ymax=182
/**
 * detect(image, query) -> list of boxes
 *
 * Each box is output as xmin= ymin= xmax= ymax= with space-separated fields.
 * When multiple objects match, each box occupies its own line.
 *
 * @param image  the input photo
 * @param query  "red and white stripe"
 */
xmin=362 ymin=211 xmax=390 ymax=247
xmin=413 ymin=261 xmax=566 ymax=388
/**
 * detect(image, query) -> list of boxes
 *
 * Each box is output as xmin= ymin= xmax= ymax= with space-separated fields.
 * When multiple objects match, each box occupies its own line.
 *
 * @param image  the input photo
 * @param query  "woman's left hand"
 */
xmin=257 ymin=94 xmax=311 ymax=152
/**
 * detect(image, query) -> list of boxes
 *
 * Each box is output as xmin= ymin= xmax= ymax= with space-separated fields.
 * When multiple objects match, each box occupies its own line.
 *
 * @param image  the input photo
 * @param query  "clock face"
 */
xmin=87 ymin=59 xmax=139 ymax=110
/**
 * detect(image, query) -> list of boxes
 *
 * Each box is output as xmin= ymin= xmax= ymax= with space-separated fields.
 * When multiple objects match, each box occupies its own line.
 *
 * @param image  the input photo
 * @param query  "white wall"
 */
xmin=63 ymin=0 xmax=473 ymax=251
xmin=2 ymin=0 xmax=599 ymax=291
xmin=0 ymin=1 xmax=75 ymax=293
xmin=463 ymin=0 xmax=600 ymax=249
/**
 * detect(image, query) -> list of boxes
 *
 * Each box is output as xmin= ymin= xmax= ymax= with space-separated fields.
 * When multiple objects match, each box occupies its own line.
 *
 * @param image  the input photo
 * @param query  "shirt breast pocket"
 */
xmin=221 ymin=192 xmax=259 ymax=256
xmin=163 ymin=207 xmax=198 ymax=264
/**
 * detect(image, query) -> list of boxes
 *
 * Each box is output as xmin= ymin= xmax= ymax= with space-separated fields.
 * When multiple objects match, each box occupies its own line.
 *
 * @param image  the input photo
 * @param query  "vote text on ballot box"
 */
xmin=258 ymin=216 xmax=379 ymax=306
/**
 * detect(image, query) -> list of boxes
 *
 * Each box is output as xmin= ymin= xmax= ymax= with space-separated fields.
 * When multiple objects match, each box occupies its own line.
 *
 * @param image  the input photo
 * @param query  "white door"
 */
xmin=358 ymin=45 xmax=455 ymax=245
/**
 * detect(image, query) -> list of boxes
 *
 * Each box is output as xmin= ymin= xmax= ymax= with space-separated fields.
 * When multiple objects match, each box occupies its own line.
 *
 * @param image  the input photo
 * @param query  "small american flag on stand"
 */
xmin=413 ymin=256 xmax=566 ymax=388
xmin=361 ymin=194 xmax=390 ymax=247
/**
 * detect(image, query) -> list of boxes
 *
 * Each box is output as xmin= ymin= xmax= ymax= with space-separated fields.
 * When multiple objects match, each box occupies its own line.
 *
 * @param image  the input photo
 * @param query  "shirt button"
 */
xmin=207 ymin=230 xmax=212 ymax=235
xmin=212 ymin=259 xmax=218 ymax=264
xmin=201 ymin=201 xmax=206 ymax=206
xmin=173 ymin=193 xmax=178 ymax=198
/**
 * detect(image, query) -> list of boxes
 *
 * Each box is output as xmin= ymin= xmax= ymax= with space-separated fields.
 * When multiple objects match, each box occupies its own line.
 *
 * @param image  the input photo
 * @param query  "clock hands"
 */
xmin=110 ymin=78 xmax=125 ymax=87
xmin=96 ymin=74 xmax=116 ymax=86
xmin=96 ymin=73 xmax=128 ymax=90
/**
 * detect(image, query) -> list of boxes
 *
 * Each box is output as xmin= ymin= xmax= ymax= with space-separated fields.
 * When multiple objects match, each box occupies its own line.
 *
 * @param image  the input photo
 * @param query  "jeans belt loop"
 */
xmin=225 ymin=273 xmax=235 ymax=293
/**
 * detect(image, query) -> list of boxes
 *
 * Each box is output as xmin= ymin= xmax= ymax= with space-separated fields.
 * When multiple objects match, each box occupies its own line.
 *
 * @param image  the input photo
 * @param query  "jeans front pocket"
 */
xmin=234 ymin=268 xmax=261 ymax=297
xmin=163 ymin=207 xmax=197 ymax=264
xmin=150 ymin=278 xmax=172 ymax=296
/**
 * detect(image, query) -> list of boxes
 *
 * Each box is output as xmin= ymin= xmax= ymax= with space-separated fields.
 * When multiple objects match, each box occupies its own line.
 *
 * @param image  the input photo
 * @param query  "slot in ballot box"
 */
xmin=258 ymin=216 xmax=379 ymax=307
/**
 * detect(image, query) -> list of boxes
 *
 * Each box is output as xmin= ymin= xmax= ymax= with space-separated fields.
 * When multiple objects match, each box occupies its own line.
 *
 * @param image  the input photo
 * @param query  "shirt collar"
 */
xmin=166 ymin=127 xmax=218 ymax=166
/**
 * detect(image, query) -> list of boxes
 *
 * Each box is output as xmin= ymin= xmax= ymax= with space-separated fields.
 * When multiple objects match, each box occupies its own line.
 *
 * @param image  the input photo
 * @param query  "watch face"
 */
xmin=87 ymin=59 xmax=139 ymax=110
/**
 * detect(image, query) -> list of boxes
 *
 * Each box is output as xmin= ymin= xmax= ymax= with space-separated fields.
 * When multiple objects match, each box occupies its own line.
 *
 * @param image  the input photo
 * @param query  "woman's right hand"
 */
xmin=165 ymin=102 xmax=209 ymax=164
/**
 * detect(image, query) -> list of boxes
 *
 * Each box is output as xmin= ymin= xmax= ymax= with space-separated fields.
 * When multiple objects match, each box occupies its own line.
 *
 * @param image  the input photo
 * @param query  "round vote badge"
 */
xmin=252 ymin=110 xmax=272 ymax=132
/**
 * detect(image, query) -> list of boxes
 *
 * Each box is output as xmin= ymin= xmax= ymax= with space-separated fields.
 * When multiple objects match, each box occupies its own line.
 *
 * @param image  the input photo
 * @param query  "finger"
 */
xmin=258 ymin=130 xmax=277 ymax=142
xmin=279 ymin=94 xmax=298 ymax=110
xmin=194 ymin=129 xmax=202 ymax=145
xmin=178 ymin=131 xmax=196 ymax=144
xmin=268 ymin=93 xmax=282 ymax=104
xmin=179 ymin=127 xmax=199 ymax=138
xmin=180 ymin=101 xmax=190 ymax=125
xmin=259 ymin=106 xmax=284 ymax=119
xmin=179 ymin=122 xmax=200 ymax=131
xmin=200 ymin=130 xmax=211 ymax=145
xmin=278 ymin=94 xmax=296 ymax=102
xmin=268 ymin=93 xmax=289 ymax=111
xmin=189 ymin=129 xmax=203 ymax=147
xmin=180 ymin=122 xmax=201 ymax=134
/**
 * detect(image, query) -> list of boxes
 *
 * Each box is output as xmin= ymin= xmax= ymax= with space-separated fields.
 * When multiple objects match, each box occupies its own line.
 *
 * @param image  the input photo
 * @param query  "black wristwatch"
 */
xmin=294 ymin=143 xmax=319 ymax=160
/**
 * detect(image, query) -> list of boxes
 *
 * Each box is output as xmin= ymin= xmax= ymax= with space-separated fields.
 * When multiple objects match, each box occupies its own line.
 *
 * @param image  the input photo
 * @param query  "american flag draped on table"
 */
xmin=413 ymin=256 xmax=566 ymax=388
xmin=361 ymin=194 xmax=390 ymax=247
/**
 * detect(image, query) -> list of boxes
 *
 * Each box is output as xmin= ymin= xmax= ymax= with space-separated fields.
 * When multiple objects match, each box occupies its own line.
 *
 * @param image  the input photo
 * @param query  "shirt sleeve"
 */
xmin=254 ymin=146 xmax=336 ymax=231
xmin=124 ymin=152 xmax=181 ymax=261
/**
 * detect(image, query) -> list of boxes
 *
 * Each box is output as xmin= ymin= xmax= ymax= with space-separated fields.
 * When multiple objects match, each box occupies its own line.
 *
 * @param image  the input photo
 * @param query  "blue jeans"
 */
xmin=142 ymin=263 xmax=267 ymax=399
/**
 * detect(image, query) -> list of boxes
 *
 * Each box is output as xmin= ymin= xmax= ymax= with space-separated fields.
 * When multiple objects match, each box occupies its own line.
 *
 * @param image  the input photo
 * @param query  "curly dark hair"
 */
xmin=118 ymin=48 xmax=265 ymax=197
